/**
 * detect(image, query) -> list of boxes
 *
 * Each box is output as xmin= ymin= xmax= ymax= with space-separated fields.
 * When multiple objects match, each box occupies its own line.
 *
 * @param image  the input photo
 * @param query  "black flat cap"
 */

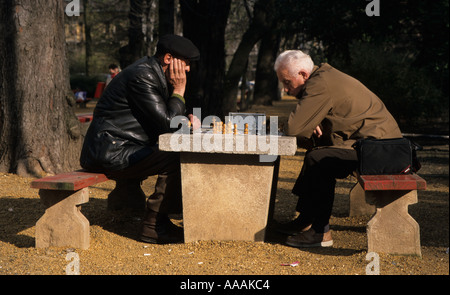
xmin=156 ymin=34 xmax=200 ymax=61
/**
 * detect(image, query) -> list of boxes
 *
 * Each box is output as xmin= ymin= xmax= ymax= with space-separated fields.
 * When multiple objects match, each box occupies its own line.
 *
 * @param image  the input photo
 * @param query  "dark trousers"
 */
xmin=292 ymin=147 xmax=358 ymax=233
xmin=105 ymin=147 xmax=182 ymax=214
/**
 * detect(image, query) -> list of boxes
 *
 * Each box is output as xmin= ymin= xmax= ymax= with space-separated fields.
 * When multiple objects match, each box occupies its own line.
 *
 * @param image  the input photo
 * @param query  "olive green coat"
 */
xmin=285 ymin=63 xmax=402 ymax=149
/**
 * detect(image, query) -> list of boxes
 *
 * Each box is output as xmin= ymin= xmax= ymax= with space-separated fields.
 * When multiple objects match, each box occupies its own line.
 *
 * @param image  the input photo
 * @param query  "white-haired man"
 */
xmin=274 ymin=50 xmax=402 ymax=248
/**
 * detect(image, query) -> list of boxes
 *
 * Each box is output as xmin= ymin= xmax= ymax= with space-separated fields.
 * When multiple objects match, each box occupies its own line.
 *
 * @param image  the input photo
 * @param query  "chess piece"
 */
xmin=213 ymin=119 xmax=222 ymax=134
xmin=244 ymin=123 xmax=249 ymax=135
xmin=227 ymin=121 xmax=232 ymax=134
xmin=212 ymin=118 xmax=217 ymax=134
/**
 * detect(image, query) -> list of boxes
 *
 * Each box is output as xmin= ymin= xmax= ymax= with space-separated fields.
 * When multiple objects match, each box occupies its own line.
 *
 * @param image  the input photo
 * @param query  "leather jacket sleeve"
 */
xmin=80 ymin=56 xmax=186 ymax=172
xmin=126 ymin=70 xmax=186 ymax=138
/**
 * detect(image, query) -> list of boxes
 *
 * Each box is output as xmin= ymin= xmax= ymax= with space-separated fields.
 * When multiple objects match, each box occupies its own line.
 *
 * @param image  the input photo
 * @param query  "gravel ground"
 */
xmin=0 ymin=101 xmax=448 ymax=282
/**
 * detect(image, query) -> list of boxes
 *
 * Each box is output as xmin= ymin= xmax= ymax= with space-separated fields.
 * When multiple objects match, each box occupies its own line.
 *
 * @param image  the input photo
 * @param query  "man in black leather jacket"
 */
xmin=80 ymin=35 xmax=200 ymax=244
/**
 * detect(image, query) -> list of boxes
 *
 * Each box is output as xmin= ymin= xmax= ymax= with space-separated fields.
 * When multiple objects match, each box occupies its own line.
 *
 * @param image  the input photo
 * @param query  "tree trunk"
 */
xmin=119 ymin=0 xmax=145 ymax=68
xmin=0 ymin=0 xmax=83 ymax=177
xmin=222 ymin=0 xmax=275 ymax=114
xmin=238 ymin=59 xmax=250 ymax=111
xmin=82 ymin=0 xmax=92 ymax=76
xmin=144 ymin=0 xmax=158 ymax=56
xmin=180 ymin=0 xmax=231 ymax=118
xmin=253 ymin=26 xmax=281 ymax=105
xmin=159 ymin=0 xmax=174 ymax=37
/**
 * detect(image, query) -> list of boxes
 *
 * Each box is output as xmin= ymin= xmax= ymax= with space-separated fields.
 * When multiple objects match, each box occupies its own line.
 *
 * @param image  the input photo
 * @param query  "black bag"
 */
xmin=353 ymin=137 xmax=422 ymax=175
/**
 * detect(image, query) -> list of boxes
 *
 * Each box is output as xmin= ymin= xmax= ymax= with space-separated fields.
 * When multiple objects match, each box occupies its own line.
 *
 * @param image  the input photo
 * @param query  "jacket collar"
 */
xmin=296 ymin=64 xmax=320 ymax=98
xmin=148 ymin=56 xmax=169 ymax=98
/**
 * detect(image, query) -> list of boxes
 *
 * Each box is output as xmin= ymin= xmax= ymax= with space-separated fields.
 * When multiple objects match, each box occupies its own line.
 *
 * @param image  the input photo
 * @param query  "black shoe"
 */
xmin=275 ymin=216 xmax=312 ymax=236
xmin=140 ymin=211 xmax=184 ymax=244
xmin=107 ymin=179 xmax=146 ymax=212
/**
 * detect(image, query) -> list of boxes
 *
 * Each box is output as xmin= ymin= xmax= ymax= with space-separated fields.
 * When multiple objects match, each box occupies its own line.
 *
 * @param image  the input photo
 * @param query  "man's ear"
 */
xmin=163 ymin=53 xmax=172 ymax=66
xmin=299 ymin=70 xmax=310 ymax=80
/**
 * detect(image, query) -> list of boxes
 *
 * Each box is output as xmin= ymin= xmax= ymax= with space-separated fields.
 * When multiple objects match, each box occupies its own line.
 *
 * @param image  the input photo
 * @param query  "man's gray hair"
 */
xmin=274 ymin=50 xmax=314 ymax=77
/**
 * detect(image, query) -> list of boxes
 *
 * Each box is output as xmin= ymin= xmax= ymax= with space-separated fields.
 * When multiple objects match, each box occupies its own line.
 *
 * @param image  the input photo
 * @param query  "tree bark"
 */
xmin=0 ymin=0 xmax=83 ymax=177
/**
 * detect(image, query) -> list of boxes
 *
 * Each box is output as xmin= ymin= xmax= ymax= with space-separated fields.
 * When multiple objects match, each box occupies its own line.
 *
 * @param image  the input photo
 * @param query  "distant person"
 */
xmin=73 ymin=88 xmax=87 ymax=103
xmin=274 ymin=50 xmax=402 ymax=248
xmin=105 ymin=63 xmax=120 ymax=87
xmin=73 ymin=87 xmax=89 ymax=108
xmin=80 ymin=35 xmax=201 ymax=244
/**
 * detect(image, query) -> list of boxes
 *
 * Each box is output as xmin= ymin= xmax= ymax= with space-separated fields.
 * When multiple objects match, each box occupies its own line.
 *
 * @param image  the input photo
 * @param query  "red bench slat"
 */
xmin=77 ymin=114 xmax=93 ymax=123
xmin=31 ymin=171 xmax=108 ymax=191
xmin=358 ymin=174 xmax=427 ymax=191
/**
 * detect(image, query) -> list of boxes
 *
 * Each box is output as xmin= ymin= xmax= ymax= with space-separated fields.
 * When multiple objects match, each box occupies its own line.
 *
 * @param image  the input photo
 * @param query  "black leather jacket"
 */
xmin=80 ymin=56 xmax=186 ymax=172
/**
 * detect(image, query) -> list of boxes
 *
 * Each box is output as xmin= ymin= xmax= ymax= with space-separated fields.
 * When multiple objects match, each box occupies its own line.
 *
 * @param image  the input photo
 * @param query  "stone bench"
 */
xmin=348 ymin=173 xmax=426 ymax=256
xmin=31 ymin=171 xmax=109 ymax=250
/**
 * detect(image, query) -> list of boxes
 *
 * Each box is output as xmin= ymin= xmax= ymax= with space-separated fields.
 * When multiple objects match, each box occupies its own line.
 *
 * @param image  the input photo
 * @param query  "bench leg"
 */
xmin=35 ymin=188 xmax=90 ymax=250
xmin=349 ymin=182 xmax=376 ymax=216
xmin=366 ymin=190 xmax=421 ymax=256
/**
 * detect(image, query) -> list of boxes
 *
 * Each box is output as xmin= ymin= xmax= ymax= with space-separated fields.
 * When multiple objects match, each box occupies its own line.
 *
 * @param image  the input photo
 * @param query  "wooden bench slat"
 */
xmin=77 ymin=114 xmax=93 ymax=123
xmin=358 ymin=174 xmax=426 ymax=191
xmin=31 ymin=171 xmax=108 ymax=191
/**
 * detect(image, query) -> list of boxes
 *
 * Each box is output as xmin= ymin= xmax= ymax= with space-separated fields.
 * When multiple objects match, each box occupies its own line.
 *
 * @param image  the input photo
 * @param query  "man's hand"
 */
xmin=188 ymin=114 xmax=201 ymax=130
xmin=168 ymin=58 xmax=189 ymax=97
xmin=313 ymin=125 xmax=322 ymax=138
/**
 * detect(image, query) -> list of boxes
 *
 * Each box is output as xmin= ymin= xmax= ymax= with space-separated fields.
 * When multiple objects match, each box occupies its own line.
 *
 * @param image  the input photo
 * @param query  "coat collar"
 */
xmin=296 ymin=64 xmax=323 ymax=98
xmin=148 ymin=56 xmax=169 ymax=98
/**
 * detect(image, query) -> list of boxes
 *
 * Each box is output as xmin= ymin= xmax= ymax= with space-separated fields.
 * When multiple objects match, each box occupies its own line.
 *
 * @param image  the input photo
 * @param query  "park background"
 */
xmin=1 ymin=0 xmax=448 ymax=177
xmin=66 ymin=0 xmax=449 ymax=130
xmin=0 ymin=0 xmax=448 ymax=277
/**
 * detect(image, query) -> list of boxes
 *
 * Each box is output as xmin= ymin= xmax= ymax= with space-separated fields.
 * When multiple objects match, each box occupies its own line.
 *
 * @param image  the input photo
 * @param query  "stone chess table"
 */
xmin=158 ymin=132 xmax=297 ymax=242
